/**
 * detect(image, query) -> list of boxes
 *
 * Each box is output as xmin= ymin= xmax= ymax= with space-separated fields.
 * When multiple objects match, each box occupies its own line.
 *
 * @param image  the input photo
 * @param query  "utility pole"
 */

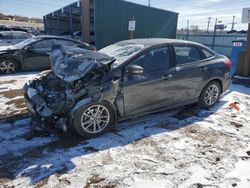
xmin=212 ymin=18 xmax=217 ymax=50
xmin=243 ymin=23 xmax=250 ymax=76
xmin=80 ymin=0 xmax=90 ymax=43
xmin=230 ymin=15 xmax=237 ymax=30
xmin=148 ymin=0 xmax=151 ymax=7
xmin=207 ymin=17 xmax=212 ymax=32
xmin=187 ymin=20 xmax=189 ymax=40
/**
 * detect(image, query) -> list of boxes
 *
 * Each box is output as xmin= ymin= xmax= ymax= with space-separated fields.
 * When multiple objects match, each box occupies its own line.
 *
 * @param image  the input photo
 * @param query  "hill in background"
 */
xmin=0 ymin=12 xmax=43 ymax=23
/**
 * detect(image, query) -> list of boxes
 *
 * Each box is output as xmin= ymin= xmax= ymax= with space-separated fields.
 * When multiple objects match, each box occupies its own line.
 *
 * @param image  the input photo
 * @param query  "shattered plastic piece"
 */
xmin=229 ymin=102 xmax=240 ymax=111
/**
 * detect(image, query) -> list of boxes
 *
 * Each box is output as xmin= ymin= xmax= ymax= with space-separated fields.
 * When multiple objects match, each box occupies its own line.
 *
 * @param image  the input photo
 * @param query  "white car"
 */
xmin=0 ymin=31 xmax=32 ymax=46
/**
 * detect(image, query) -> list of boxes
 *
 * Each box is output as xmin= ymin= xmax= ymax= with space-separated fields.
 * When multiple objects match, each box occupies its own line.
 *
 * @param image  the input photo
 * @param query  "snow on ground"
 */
xmin=0 ymin=74 xmax=250 ymax=188
xmin=0 ymin=72 xmax=38 ymax=120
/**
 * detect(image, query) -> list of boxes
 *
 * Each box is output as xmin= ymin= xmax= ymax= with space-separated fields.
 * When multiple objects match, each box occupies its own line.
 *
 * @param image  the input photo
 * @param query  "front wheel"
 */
xmin=73 ymin=102 xmax=115 ymax=138
xmin=199 ymin=81 xmax=221 ymax=108
xmin=0 ymin=59 xmax=19 ymax=74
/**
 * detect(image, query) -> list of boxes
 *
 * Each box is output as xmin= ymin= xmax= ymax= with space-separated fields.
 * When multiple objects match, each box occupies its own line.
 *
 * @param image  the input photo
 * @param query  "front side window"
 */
xmin=174 ymin=46 xmax=202 ymax=65
xmin=31 ymin=39 xmax=54 ymax=49
xmin=132 ymin=47 xmax=170 ymax=73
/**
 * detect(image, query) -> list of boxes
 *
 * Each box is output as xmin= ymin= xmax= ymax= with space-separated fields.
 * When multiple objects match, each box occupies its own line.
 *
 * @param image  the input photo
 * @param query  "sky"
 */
xmin=0 ymin=0 xmax=249 ymax=30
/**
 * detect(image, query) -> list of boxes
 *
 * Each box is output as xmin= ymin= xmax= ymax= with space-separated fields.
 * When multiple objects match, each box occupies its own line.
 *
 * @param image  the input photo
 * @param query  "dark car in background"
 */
xmin=23 ymin=39 xmax=231 ymax=138
xmin=0 ymin=31 xmax=32 ymax=47
xmin=0 ymin=35 xmax=94 ymax=73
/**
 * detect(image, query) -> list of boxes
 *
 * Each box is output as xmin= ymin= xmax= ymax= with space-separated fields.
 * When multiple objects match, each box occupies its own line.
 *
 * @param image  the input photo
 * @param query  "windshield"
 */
xmin=15 ymin=38 xmax=36 ymax=48
xmin=99 ymin=43 xmax=144 ymax=69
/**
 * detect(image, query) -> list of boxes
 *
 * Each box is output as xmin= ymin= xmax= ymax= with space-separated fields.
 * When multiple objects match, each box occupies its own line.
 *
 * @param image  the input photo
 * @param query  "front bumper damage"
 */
xmin=23 ymin=46 xmax=122 ymax=135
xmin=23 ymin=82 xmax=70 ymax=134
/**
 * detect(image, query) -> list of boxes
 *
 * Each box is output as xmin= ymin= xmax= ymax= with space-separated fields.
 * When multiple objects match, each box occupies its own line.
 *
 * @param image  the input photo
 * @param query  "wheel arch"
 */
xmin=101 ymin=100 xmax=118 ymax=127
xmin=200 ymin=77 xmax=223 ymax=98
xmin=69 ymin=98 xmax=118 ymax=129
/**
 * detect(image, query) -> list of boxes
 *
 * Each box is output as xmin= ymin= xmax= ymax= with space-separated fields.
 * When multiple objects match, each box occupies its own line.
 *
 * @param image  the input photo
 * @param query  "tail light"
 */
xmin=224 ymin=58 xmax=232 ymax=69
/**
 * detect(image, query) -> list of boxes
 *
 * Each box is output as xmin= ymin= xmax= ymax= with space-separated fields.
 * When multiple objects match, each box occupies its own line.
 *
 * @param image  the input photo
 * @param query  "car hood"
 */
xmin=50 ymin=45 xmax=115 ymax=83
xmin=0 ymin=45 xmax=18 ymax=52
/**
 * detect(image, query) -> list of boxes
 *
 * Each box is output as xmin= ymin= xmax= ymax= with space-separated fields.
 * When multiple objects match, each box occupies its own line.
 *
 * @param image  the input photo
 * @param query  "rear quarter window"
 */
xmin=202 ymin=49 xmax=214 ymax=59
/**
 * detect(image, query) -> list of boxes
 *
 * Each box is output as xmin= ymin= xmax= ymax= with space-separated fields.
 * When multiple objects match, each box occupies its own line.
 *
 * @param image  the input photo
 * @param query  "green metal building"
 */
xmin=44 ymin=0 xmax=178 ymax=49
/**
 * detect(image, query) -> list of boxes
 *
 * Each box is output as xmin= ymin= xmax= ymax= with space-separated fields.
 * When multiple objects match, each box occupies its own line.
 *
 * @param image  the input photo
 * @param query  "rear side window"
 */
xmin=13 ymin=33 xmax=30 ymax=39
xmin=174 ymin=46 xmax=202 ymax=64
xmin=32 ymin=39 xmax=54 ymax=49
xmin=133 ymin=47 xmax=170 ymax=73
xmin=202 ymin=49 xmax=214 ymax=59
xmin=54 ymin=39 xmax=77 ymax=46
xmin=0 ymin=33 xmax=12 ymax=39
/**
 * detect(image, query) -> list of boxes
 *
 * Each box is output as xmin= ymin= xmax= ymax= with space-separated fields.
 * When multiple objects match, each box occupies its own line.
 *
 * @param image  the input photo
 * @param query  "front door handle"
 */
xmin=200 ymin=67 xmax=208 ymax=72
xmin=161 ymin=74 xmax=173 ymax=80
xmin=46 ymin=52 xmax=51 ymax=55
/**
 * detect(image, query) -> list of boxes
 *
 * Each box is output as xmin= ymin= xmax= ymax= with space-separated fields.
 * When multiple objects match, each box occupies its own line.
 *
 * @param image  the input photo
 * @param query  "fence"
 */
xmin=177 ymin=33 xmax=247 ymax=57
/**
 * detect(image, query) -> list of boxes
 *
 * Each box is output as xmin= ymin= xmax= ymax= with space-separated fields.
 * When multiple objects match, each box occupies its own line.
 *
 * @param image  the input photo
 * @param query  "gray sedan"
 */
xmin=24 ymin=39 xmax=231 ymax=138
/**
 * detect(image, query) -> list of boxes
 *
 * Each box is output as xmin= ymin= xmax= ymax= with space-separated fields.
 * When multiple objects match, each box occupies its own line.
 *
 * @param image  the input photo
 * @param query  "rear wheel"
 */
xmin=0 ymin=59 xmax=19 ymax=74
xmin=199 ymin=81 xmax=221 ymax=108
xmin=73 ymin=102 xmax=115 ymax=138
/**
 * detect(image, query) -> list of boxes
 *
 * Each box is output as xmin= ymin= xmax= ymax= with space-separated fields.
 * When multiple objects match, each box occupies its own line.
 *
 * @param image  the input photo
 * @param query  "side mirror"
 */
xmin=125 ymin=64 xmax=144 ymax=77
xmin=24 ymin=45 xmax=32 ymax=51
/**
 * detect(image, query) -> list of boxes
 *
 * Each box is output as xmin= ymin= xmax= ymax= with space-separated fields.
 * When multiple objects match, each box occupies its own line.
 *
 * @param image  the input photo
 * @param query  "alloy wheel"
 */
xmin=80 ymin=105 xmax=110 ymax=134
xmin=204 ymin=84 xmax=219 ymax=106
xmin=0 ymin=60 xmax=16 ymax=73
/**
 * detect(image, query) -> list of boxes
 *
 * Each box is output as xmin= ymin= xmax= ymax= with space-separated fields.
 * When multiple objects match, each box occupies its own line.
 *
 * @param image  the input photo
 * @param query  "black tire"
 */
xmin=199 ymin=81 xmax=221 ymax=108
xmin=73 ymin=102 xmax=116 ymax=138
xmin=0 ymin=59 xmax=19 ymax=74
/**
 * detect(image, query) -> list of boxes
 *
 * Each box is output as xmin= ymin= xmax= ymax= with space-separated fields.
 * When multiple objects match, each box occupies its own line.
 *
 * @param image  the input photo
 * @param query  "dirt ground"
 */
xmin=0 ymin=72 xmax=37 ymax=120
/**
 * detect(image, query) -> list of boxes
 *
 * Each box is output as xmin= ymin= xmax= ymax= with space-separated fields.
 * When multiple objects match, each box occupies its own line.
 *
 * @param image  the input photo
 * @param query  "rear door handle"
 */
xmin=161 ymin=74 xmax=173 ymax=80
xmin=200 ymin=67 xmax=208 ymax=72
xmin=46 ymin=52 xmax=51 ymax=55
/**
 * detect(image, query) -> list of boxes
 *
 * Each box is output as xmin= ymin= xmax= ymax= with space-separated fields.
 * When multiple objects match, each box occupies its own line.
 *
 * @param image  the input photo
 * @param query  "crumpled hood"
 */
xmin=50 ymin=45 xmax=114 ymax=83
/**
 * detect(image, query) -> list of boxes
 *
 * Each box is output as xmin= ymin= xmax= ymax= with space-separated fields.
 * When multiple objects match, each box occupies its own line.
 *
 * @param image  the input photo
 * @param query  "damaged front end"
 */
xmin=23 ymin=46 xmax=116 ymax=134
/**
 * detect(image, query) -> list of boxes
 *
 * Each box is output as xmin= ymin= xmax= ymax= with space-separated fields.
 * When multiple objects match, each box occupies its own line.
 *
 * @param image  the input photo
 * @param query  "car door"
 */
xmin=172 ymin=45 xmax=209 ymax=103
xmin=122 ymin=46 xmax=175 ymax=116
xmin=22 ymin=39 xmax=54 ymax=70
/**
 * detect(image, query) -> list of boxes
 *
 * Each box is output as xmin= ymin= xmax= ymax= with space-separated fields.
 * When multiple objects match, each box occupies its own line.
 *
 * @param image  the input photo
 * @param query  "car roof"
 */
xmin=34 ymin=35 xmax=79 ymax=41
xmin=0 ymin=31 xmax=28 ymax=34
xmin=116 ymin=38 xmax=204 ymax=48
